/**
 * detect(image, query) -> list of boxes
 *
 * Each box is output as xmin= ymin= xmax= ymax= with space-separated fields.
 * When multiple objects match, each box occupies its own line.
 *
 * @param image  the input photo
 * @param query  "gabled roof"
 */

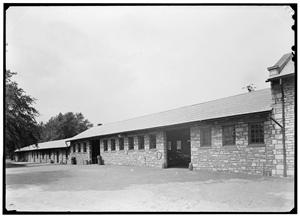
xmin=266 ymin=53 xmax=294 ymax=82
xmin=67 ymin=88 xmax=272 ymax=142
xmin=15 ymin=139 xmax=70 ymax=152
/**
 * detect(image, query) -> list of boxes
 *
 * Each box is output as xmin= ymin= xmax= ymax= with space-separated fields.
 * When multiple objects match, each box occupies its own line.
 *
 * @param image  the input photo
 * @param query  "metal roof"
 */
xmin=266 ymin=53 xmax=294 ymax=82
xmin=15 ymin=139 xmax=70 ymax=152
xmin=67 ymin=88 xmax=272 ymax=141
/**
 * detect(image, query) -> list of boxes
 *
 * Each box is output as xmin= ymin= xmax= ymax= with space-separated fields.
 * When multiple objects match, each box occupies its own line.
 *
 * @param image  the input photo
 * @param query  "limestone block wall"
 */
xmin=270 ymin=76 xmax=295 ymax=176
xmin=69 ymin=140 xmax=91 ymax=165
xmin=191 ymin=113 xmax=272 ymax=175
xmin=100 ymin=130 xmax=167 ymax=168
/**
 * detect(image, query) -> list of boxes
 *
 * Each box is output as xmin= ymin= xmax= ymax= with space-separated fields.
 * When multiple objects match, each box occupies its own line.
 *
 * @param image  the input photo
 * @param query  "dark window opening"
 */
xmin=128 ymin=137 xmax=134 ymax=150
xmin=78 ymin=143 xmax=81 ymax=152
xmin=103 ymin=140 xmax=108 ymax=151
xmin=119 ymin=138 xmax=124 ymax=150
xmin=138 ymin=136 xmax=145 ymax=150
xmin=83 ymin=142 xmax=87 ymax=152
xmin=111 ymin=139 xmax=116 ymax=151
xmin=200 ymin=127 xmax=211 ymax=147
xmin=222 ymin=125 xmax=236 ymax=146
xmin=73 ymin=144 xmax=76 ymax=153
xmin=249 ymin=122 xmax=264 ymax=144
xmin=149 ymin=134 xmax=156 ymax=149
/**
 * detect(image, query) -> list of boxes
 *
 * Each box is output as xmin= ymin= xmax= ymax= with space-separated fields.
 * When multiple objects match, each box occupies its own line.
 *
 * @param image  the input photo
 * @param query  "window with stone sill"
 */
xmin=200 ymin=127 xmax=211 ymax=147
xmin=248 ymin=122 xmax=264 ymax=145
xmin=149 ymin=134 xmax=157 ymax=149
xmin=138 ymin=136 xmax=145 ymax=150
xmin=111 ymin=139 xmax=116 ymax=151
xmin=103 ymin=140 xmax=108 ymax=151
xmin=177 ymin=140 xmax=182 ymax=150
xmin=222 ymin=125 xmax=236 ymax=146
xmin=78 ymin=143 xmax=81 ymax=152
xmin=128 ymin=137 xmax=134 ymax=150
xmin=83 ymin=142 xmax=87 ymax=152
xmin=119 ymin=138 xmax=124 ymax=150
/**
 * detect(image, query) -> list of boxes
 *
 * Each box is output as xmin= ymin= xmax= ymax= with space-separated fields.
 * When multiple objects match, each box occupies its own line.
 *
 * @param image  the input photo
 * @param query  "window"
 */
xmin=138 ymin=136 xmax=145 ymax=150
xmin=103 ymin=140 xmax=108 ymax=151
xmin=48 ymin=151 xmax=51 ymax=159
xmin=222 ymin=125 xmax=236 ymax=146
xmin=111 ymin=139 xmax=116 ymax=151
xmin=128 ymin=137 xmax=134 ymax=150
xmin=119 ymin=138 xmax=124 ymax=150
xmin=42 ymin=152 xmax=45 ymax=159
xmin=200 ymin=127 xmax=211 ymax=147
xmin=78 ymin=143 xmax=81 ymax=152
xmin=176 ymin=140 xmax=182 ymax=150
xmin=73 ymin=144 xmax=76 ymax=153
xmin=149 ymin=134 xmax=156 ymax=149
xmin=83 ymin=142 xmax=87 ymax=152
xmin=249 ymin=122 xmax=264 ymax=144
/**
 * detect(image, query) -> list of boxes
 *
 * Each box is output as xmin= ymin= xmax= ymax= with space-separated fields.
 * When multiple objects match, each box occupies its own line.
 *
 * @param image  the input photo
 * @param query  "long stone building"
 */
xmin=14 ymin=53 xmax=295 ymax=177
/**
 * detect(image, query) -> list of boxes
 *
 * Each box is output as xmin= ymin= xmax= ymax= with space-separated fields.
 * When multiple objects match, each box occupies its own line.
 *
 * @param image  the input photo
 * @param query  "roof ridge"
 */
xmin=100 ymin=88 xmax=271 ymax=126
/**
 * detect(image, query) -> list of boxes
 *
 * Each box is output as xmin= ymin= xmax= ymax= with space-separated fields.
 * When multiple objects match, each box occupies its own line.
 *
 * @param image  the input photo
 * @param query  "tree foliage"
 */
xmin=39 ymin=112 xmax=93 ymax=142
xmin=5 ymin=70 xmax=40 ymax=157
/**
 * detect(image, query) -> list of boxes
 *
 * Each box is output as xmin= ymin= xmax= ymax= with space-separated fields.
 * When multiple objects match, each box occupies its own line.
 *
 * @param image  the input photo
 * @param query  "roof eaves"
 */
xmin=67 ymin=107 xmax=272 ymax=142
xmin=266 ymin=73 xmax=295 ymax=82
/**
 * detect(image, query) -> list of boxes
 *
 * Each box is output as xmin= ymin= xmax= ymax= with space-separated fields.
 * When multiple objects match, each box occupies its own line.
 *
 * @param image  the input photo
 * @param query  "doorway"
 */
xmin=91 ymin=139 xmax=100 ymax=164
xmin=166 ymin=127 xmax=191 ymax=168
xmin=56 ymin=151 xmax=59 ymax=163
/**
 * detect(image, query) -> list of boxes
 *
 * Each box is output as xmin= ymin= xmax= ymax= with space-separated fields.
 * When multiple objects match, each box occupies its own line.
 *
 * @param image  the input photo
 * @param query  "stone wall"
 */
xmin=100 ymin=130 xmax=167 ymax=168
xmin=69 ymin=140 xmax=91 ymax=165
xmin=190 ymin=113 xmax=272 ymax=175
xmin=270 ymin=76 xmax=295 ymax=176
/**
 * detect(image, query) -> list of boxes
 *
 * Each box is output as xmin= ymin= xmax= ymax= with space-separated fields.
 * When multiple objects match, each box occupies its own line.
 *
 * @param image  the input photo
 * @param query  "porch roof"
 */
xmin=15 ymin=139 xmax=70 ymax=152
xmin=67 ymin=88 xmax=272 ymax=142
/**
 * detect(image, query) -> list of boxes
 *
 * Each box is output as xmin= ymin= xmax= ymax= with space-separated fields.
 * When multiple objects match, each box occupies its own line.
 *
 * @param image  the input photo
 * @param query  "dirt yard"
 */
xmin=5 ymin=161 xmax=294 ymax=212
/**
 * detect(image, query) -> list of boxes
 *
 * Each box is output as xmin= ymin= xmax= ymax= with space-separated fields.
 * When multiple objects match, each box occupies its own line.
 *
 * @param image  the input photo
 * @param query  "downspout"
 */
xmin=280 ymin=78 xmax=287 ymax=177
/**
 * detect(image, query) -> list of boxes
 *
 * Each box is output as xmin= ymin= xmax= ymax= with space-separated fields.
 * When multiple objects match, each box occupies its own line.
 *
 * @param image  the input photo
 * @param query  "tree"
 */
xmin=5 ymin=70 xmax=40 ymax=157
xmin=39 ymin=112 xmax=93 ymax=142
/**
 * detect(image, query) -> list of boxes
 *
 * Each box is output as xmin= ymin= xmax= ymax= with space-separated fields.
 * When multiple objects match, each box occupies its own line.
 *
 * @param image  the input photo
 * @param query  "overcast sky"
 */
xmin=6 ymin=6 xmax=294 ymax=126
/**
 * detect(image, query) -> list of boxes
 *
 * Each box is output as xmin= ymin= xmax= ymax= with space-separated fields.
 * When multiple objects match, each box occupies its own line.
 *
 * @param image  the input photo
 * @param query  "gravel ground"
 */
xmin=5 ymin=161 xmax=294 ymax=212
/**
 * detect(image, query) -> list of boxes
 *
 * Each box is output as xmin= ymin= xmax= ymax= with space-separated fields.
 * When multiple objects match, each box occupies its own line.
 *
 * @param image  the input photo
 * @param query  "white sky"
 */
xmin=6 ymin=6 xmax=294 ymax=126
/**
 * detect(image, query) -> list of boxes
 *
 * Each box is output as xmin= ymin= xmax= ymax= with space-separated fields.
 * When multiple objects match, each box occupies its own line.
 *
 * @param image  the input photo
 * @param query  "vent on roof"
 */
xmin=97 ymin=123 xmax=102 ymax=126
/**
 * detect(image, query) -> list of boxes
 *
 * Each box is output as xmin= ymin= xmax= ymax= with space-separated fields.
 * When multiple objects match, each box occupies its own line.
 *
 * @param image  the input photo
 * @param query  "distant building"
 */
xmin=14 ymin=139 xmax=70 ymax=164
xmin=14 ymin=53 xmax=295 ymax=177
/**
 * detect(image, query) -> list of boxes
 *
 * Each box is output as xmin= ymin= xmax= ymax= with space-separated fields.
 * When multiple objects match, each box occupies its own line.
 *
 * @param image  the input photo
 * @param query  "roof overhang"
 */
xmin=67 ymin=109 xmax=272 ymax=142
xmin=266 ymin=73 xmax=295 ymax=82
